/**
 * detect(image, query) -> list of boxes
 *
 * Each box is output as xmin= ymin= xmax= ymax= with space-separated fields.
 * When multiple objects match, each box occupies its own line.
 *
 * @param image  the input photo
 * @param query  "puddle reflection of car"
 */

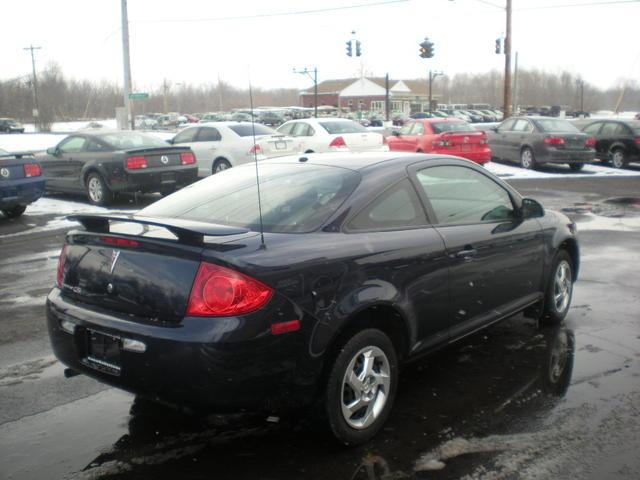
xmin=48 ymin=153 xmax=579 ymax=445
xmin=0 ymin=149 xmax=45 ymax=218
xmin=78 ymin=324 xmax=575 ymax=479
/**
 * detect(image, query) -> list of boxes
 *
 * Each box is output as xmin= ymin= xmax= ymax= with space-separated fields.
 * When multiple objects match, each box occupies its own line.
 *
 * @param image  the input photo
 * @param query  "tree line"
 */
xmin=1 ymin=62 xmax=638 ymax=130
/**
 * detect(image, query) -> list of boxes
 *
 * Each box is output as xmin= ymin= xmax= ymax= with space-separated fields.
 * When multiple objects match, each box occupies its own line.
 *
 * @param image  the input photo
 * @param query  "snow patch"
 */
xmin=485 ymin=161 xmax=640 ymax=179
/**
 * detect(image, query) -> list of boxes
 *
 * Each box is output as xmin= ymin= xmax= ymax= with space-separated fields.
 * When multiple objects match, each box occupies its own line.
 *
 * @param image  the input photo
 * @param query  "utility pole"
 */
xmin=121 ymin=0 xmax=133 ymax=129
xmin=294 ymin=67 xmax=318 ymax=118
xmin=428 ymin=70 xmax=444 ymax=114
xmin=385 ymin=73 xmax=390 ymax=122
xmin=503 ymin=0 xmax=512 ymax=118
xmin=576 ymin=79 xmax=585 ymax=113
xmin=512 ymin=51 xmax=519 ymax=115
xmin=23 ymin=45 xmax=41 ymax=131
xmin=162 ymin=79 xmax=169 ymax=112
xmin=217 ymin=74 xmax=224 ymax=111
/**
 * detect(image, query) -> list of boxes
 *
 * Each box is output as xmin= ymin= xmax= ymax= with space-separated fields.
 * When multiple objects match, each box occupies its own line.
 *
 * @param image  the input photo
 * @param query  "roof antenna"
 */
xmin=248 ymin=70 xmax=266 ymax=249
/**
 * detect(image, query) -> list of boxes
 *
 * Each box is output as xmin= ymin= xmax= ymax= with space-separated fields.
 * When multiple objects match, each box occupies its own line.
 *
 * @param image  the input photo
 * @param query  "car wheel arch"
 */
xmin=212 ymin=157 xmax=231 ymax=172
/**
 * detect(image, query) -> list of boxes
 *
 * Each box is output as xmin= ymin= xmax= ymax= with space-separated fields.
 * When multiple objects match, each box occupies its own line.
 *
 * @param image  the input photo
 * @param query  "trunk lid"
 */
xmin=125 ymin=146 xmax=192 ymax=169
xmin=340 ymin=132 xmax=384 ymax=151
xmin=0 ymin=154 xmax=39 ymax=181
xmin=257 ymin=134 xmax=296 ymax=157
xmin=437 ymin=130 xmax=487 ymax=153
xmin=555 ymin=133 xmax=588 ymax=150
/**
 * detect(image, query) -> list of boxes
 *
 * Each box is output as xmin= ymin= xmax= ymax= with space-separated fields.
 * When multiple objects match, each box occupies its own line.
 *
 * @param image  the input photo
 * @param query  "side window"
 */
xmin=399 ymin=122 xmax=414 ymax=135
xmin=582 ymin=122 xmax=602 ymax=135
xmin=348 ymin=179 xmax=427 ymax=231
xmin=512 ymin=119 xmax=532 ymax=132
xmin=416 ymin=166 xmax=515 ymax=225
xmin=497 ymin=119 xmax=516 ymax=132
xmin=58 ymin=136 xmax=87 ymax=154
xmin=277 ymin=123 xmax=294 ymax=135
xmin=307 ymin=125 xmax=316 ymax=136
xmin=173 ymin=128 xmax=198 ymax=144
xmin=411 ymin=123 xmax=425 ymax=135
xmin=198 ymin=127 xmax=221 ymax=142
xmin=292 ymin=123 xmax=310 ymax=137
xmin=86 ymin=139 xmax=110 ymax=152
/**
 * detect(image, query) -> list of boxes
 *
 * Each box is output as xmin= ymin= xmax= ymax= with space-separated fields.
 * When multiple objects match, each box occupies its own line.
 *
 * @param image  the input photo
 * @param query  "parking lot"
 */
xmin=1 ymin=169 xmax=639 ymax=480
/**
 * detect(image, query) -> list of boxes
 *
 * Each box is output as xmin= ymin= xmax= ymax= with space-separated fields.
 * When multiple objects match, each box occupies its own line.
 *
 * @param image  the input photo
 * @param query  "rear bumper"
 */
xmin=110 ymin=166 xmax=198 ymax=193
xmin=46 ymin=288 xmax=314 ymax=412
xmin=0 ymin=177 xmax=45 ymax=209
xmin=538 ymin=149 xmax=595 ymax=164
xmin=433 ymin=147 xmax=491 ymax=165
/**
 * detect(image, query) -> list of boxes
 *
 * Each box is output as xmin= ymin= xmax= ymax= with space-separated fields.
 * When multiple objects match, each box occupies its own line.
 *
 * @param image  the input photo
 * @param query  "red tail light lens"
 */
xmin=56 ymin=245 xmax=68 ymax=287
xmin=187 ymin=262 xmax=273 ymax=317
xmin=126 ymin=156 xmax=147 ymax=169
xmin=248 ymin=144 xmax=262 ymax=155
xmin=329 ymin=136 xmax=346 ymax=148
xmin=101 ymin=236 xmax=140 ymax=247
xmin=634 ymin=137 xmax=640 ymax=145
xmin=23 ymin=163 xmax=41 ymax=177
xmin=544 ymin=136 xmax=565 ymax=145
xmin=180 ymin=152 xmax=196 ymax=165
xmin=585 ymin=137 xmax=596 ymax=147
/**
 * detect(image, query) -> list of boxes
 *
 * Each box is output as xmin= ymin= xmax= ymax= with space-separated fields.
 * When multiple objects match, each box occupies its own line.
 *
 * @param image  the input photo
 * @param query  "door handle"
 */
xmin=456 ymin=248 xmax=478 ymax=259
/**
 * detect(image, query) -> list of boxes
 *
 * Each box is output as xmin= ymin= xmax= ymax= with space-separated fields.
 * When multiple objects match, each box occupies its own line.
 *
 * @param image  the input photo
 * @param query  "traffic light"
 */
xmin=346 ymin=40 xmax=353 ymax=57
xmin=355 ymin=40 xmax=362 ymax=57
xmin=419 ymin=38 xmax=434 ymax=59
xmin=495 ymin=38 xmax=502 ymax=54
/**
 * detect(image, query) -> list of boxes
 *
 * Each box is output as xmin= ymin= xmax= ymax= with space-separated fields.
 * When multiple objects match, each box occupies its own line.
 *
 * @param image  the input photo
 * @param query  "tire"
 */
xmin=610 ymin=148 xmax=626 ymax=169
xmin=569 ymin=163 xmax=584 ymax=172
xmin=324 ymin=329 xmax=398 ymax=446
xmin=542 ymin=250 xmax=574 ymax=325
xmin=520 ymin=147 xmax=536 ymax=169
xmin=85 ymin=172 xmax=113 ymax=206
xmin=2 ymin=205 xmax=27 ymax=218
xmin=212 ymin=158 xmax=231 ymax=174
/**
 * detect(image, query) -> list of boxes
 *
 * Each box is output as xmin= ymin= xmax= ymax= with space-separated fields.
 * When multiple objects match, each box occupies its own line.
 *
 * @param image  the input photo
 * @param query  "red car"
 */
xmin=386 ymin=118 xmax=491 ymax=165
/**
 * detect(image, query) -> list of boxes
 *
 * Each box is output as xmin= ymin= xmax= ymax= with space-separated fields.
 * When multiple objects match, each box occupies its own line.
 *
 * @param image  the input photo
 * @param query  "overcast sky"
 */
xmin=3 ymin=0 xmax=639 ymax=93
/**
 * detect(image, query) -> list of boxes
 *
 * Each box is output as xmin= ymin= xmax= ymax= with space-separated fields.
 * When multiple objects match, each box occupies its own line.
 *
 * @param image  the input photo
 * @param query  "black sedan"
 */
xmin=47 ymin=152 xmax=579 ymax=445
xmin=0 ymin=149 xmax=45 ymax=218
xmin=581 ymin=119 xmax=640 ymax=169
xmin=0 ymin=118 xmax=25 ymax=133
xmin=489 ymin=116 xmax=595 ymax=170
xmin=37 ymin=131 xmax=198 ymax=205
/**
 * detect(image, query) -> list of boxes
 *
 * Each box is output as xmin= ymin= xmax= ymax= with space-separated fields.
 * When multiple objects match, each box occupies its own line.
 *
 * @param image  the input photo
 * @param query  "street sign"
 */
xmin=128 ymin=92 xmax=149 ymax=99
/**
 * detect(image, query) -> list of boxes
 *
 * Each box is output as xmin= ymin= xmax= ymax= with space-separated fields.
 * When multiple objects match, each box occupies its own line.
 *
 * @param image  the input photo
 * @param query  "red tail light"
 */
xmin=544 ymin=136 xmax=565 ymax=145
xmin=634 ymin=137 xmax=640 ymax=145
xmin=248 ymin=144 xmax=262 ymax=155
xmin=187 ymin=262 xmax=273 ymax=317
xmin=126 ymin=156 xmax=147 ymax=169
xmin=56 ymin=245 xmax=68 ymax=287
xmin=585 ymin=137 xmax=596 ymax=147
xmin=433 ymin=139 xmax=450 ymax=147
xmin=180 ymin=152 xmax=196 ymax=165
xmin=101 ymin=236 xmax=140 ymax=247
xmin=329 ymin=136 xmax=346 ymax=148
xmin=23 ymin=163 xmax=41 ymax=177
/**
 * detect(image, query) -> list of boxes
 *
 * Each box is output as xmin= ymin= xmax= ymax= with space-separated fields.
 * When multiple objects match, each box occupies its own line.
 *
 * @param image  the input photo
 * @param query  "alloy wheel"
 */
xmin=611 ymin=150 xmax=625 ymax=169
xmin=553 ymin=260 xmax=572 ymax=314
xmin=521 ymin=149 xmax=534 ymax=169
xmin=341 ymin=346 xmax=391 ymax=430
xmin=88 ymin=177 xmax=103 ymax=203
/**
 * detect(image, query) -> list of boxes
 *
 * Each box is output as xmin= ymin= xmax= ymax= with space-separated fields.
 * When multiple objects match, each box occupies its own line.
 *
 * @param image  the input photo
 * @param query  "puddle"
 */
xmin=561 ymin=197 xmax=640 ymax=218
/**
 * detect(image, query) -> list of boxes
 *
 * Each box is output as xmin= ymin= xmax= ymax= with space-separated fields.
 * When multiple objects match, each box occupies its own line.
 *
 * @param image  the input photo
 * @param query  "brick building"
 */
xmin=299 ymin=77 xmax=435 ymax=115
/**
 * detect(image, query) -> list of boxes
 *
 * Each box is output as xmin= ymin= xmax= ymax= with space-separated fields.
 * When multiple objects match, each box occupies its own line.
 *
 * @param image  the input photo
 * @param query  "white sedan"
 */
xmin=276 ymin=117 xmax=387 ymax=154
xmin=169 ymin=122 xmax=296 ymax=176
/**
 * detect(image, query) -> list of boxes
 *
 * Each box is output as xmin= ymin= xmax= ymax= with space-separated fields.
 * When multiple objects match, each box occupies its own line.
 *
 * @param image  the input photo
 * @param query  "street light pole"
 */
xmin=121 ymin=0 xmax=133 ymax=130
xmin=23 ymin=45 xmax=41 ymax=132
xmin=428 ymin=70 xmax=444 ymax=114
xmin=503 ymin=0 xmax=512 ymax=118
xmin=294 ymin=67 xmax=318 ymax=118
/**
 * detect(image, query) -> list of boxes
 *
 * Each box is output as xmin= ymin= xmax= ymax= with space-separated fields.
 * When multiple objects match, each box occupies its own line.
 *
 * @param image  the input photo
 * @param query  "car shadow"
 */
xmin=76 ymin=318 xmax=575 ymax=480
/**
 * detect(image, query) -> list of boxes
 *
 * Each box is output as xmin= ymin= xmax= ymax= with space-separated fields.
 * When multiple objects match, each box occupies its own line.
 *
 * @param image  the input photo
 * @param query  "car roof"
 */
xmin=262 ymin=151 xmax=472 ymax=172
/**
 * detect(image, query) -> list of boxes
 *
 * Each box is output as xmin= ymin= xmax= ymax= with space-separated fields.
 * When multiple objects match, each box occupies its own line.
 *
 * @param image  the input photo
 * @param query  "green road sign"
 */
xmin=128 ymin=92 xmax=149 ymax=99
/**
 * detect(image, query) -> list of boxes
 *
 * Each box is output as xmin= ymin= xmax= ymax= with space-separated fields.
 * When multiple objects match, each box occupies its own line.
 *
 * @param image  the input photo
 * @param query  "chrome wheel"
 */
xmin=88 ymin=176 xmax=103 ymax=203
xmin=341 ymin=346 xmax=391 ymax=430
xmin=553 ymin=260 xmax=572 ymax=314
xmin=611 ymin=150 xmax=625 ymax=169
xmin=521 ymin=149 xmax=534 ymax=169
xmin=214 ymin=160 xmax=230 ymax=174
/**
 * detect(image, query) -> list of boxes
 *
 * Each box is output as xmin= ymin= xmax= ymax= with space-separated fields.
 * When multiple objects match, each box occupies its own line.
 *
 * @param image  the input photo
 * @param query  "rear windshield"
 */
xmin=98 ymin=132 xmax=168 ymax=149
xmin=534 ymin=119 xmax=579 ymax=133
xmin=626 ymin=120 xmax=640 ymax=134
xmin=431 ymin=122 xmax=473 ymax=133
xmin=320 ymin=121 xmax=367 ymax=134
xmin=140 ymin=164 xmax=360 ymax=233
xmin=228 ymin=124 xmax=275 ymax=137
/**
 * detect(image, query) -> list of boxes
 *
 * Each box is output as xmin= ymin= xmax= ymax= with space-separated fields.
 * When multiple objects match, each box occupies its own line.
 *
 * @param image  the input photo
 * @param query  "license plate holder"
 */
xmin=85 ymin=330 xmax=121 ymax=375
xmin=461 ymin=145 xmax=472 ymax=152
xmin=161 ymin=172 xmax=176 ymax=184
xmin=275 ymin=141 xmax=287 ymax=150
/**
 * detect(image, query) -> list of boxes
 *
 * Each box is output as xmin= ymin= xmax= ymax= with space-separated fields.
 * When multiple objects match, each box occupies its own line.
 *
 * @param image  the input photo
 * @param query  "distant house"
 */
xmin=299 ymin=77 xmax=435 ymax=114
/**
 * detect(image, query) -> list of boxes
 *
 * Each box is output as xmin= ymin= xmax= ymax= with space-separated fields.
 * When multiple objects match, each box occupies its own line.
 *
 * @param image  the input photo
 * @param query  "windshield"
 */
xmin=140 ymin=163 xmax=360 ymax=233
xmin=319 ymin=121 xmax=367 ymax=134
xmin=228 ymin=124 xmax=276 ymax=136
xmin=535 ymin=119 xmax=579 ymax=133
xmin=431 ymin=121 xmax=474 ymax=133
xmin=98 ymin=132 xmax=169 ymax=149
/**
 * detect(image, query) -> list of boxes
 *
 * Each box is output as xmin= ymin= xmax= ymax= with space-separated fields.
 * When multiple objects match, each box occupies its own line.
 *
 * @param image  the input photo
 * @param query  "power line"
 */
xmin=131 ymin=0 xmax=410 ymax=23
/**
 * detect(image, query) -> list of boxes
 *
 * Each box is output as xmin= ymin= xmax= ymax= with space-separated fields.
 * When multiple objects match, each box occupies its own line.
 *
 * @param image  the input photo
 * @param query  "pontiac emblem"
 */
xmin=0 ymin=168 xmax=9 ymax=178
xmin=160 ymin=155 xmax=169 ymax=164
xmin=109 ymin=250 xmax=121 ymax=274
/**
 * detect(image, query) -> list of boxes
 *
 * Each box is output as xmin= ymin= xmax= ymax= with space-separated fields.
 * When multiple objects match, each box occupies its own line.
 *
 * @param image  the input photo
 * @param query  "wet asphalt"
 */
xmin=0 ymin=172 xmax=639 ymax=480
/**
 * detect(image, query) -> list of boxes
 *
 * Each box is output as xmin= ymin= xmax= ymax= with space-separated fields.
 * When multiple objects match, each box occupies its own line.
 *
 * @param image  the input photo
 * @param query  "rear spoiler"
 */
xmin=67 ymin=214 xmax=249 ymax=245
xmin=441 ymin=130 xmax=484 ymax=136
xmin=124 ymin=146 xmax=191 ymax=154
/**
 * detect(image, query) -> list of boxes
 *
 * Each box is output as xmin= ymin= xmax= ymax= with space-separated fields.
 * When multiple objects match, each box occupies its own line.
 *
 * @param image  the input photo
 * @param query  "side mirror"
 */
xmin=46 ymin=147 xmax=58 ymax=156
xmin=391 ymin=130 xmax=401 ymax=136
xmin=166 ymin=138 xmax=173 ymax=145
xmin=521 ymin=198 xmax=544 ymax=219
xmin=491 ymin=126 xmax=498 ymax=132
